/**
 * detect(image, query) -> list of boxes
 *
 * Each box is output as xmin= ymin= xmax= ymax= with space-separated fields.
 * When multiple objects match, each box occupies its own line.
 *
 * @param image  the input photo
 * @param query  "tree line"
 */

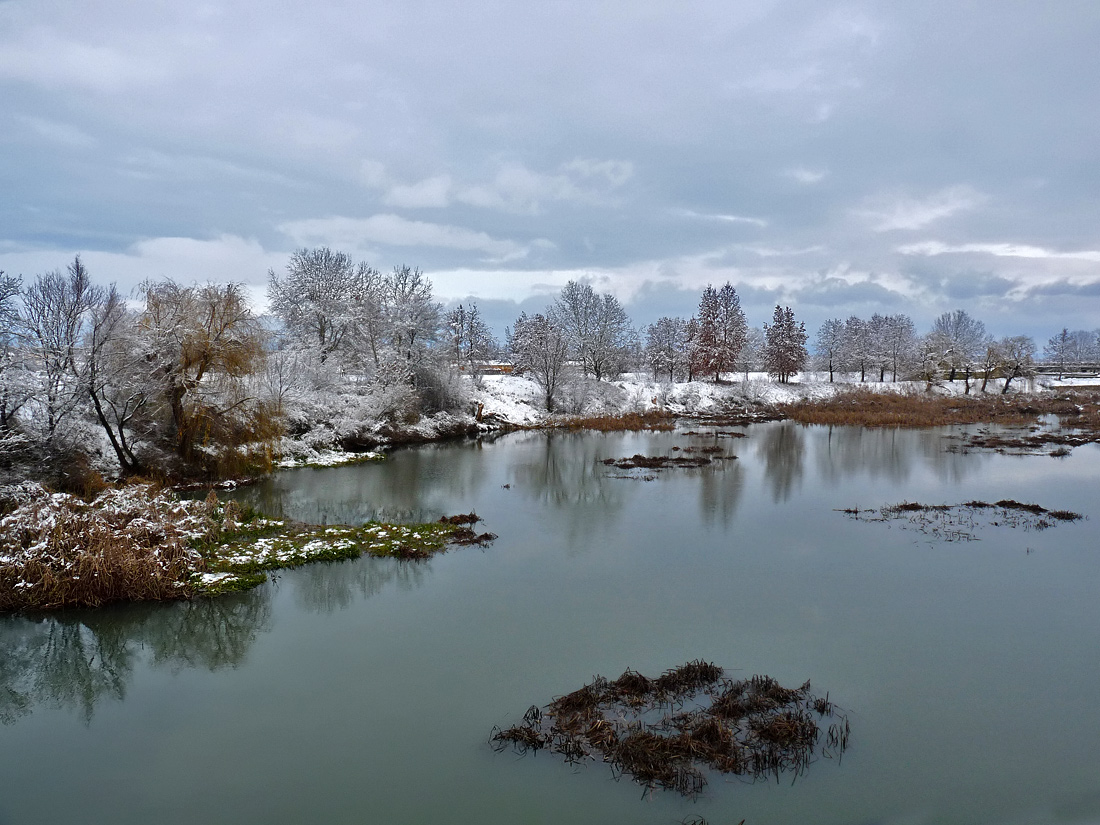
xmin=1 ymin=246 xmax=1093 ymax=484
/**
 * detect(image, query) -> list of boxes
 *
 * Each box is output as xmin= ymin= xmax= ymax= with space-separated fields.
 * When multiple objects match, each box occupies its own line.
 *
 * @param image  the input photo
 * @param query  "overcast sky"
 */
xmin=2 ymin=1 xmax=1099 ymax=339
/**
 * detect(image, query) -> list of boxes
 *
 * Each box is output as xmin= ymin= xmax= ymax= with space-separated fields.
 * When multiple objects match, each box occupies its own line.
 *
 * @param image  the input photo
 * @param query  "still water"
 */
xmin=2 ymin=422 xmax=1099 ymax=825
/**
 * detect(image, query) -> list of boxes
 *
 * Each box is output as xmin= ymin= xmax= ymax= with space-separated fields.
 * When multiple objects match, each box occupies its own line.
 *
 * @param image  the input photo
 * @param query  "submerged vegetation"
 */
xmin=839 ymin=499 xmax=1083 ymax=542
xmin=0 ymin=482 xmax=489 ymax=612
xmin=783 ymin=387 xmax=1100 ymax=438
xmin=490 ymin=661 xmax=849 ymax=799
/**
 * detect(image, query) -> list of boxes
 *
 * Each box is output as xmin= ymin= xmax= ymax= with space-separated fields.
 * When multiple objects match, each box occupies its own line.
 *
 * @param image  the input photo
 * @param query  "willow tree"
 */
xmin=140 ymin=281 xmax=276 ymax=474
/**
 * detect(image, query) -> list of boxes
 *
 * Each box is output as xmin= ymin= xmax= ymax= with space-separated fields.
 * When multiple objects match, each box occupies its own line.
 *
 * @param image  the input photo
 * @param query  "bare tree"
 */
xmin=21 ymin=257 xmax=103 ymax=441
xmin=444 ymin=302 xmax=497 ymax=383
xmin=551 ymin=281 xmax=634 ymax=380
xmin=644 ymin=317 xmax=688 ymax=382
xmin=383 ymin=265 xmax=441 ymax=366
xmin=269 ymin=248 xmax=383 ymax=364
xmin=929 ymin=310 xmax=989 ymax=389
xmin=841 ymin=316 xmax=871 ymax=382
xmin=815 ymin=318 xmax=845 ymax=383
xmin=85 ymin=285 xmax=147 ymax=475
xmin=1044 ymin=328 xmax=1072 ymax=379
xmin=998 ymin=335 xmax=1036 ymax=394
xmin=510 ymin=312 xmax=569 ymax=411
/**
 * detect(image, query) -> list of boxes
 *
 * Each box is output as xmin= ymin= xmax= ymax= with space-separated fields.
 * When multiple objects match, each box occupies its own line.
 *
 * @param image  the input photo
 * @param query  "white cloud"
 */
xmin=357 ymin=158 xmax=633 ymax=213
xmin=898 ymin=241 xmax=1100 ymax=262
xmin=0 ymin=29 xmax=167 ymax=93
xmin=13 ymin=114 xmax=96 ymax=148
xmin=278 ymin=214 xmax=531 ymax=262
xmin=859 ymin=185 xmax=986 ymax=232
xmin=384 ymin=175 xmax=453 ymax=208
xmin=784 ymin=167 xmax=827 ymax=184
xmin=673 ymin=208 xmax=768 ymax=227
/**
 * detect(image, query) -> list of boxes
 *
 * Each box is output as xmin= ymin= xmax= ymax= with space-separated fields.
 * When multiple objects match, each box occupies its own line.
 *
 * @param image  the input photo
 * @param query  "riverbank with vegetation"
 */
xmin=0 ymin=482 xmax=484 ymax=612
xmin=3 ymin=373 xmax=1098 ymax=613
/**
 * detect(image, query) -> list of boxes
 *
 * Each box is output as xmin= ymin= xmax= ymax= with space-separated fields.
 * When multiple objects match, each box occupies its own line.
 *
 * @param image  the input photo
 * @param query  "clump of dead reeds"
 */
xmin=602 ymin=454 xmax=714 ymax=470
xmin=558 ymin=410 xmax=676 ymax=432
xmin=0 ymin=483 xmax=216 ymax=611
xmin=489 ymin=661 xmax=849 ymax=798
xmin=840 ymin=499 xmax=1084 ymax=541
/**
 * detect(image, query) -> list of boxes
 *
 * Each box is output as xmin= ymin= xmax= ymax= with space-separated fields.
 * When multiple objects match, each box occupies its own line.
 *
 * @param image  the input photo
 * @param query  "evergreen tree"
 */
xmin=763 ymin=305 xmax=808 ymax=383
xmin=690 ymin=283 xmax=746 ymax=382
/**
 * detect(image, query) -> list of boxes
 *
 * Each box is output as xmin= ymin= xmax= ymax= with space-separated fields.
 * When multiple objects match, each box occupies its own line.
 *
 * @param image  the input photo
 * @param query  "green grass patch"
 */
xmin=190 ymin=519 xmax=460 ymax=595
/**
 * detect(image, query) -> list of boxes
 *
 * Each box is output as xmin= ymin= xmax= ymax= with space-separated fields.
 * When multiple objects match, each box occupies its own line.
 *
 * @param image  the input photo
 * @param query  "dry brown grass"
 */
xmin=0 ymin=485 xmax=212 ymax=611
xmin=557 ymin=410 xmax=676 ymax=431
xmin=782 ymin=388 xmax=1099 ymax=429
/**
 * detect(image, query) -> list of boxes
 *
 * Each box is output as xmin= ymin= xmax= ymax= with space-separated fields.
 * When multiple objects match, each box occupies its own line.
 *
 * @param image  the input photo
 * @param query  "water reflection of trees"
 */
xmin=809 ymin=425 xmax=984 ymax=487
xmin=234 ymin=438 xmax=494 ymax=525
xmin=756 ymin=423 xmax=805 ymax=503
xmin=0 ymin=591 xmax=270 ymax=724
xmin=0 ymin=550 xmax=436 ymax=724
xmin=293 ymin=556 xmax=430 ymax=613
xmin=508 ymin=432 xmax=626 ymax=547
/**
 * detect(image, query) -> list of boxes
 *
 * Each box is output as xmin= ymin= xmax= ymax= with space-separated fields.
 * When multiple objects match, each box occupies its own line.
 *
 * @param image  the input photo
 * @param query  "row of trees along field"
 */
xmin=1 ymin=247 xmax=1096 ymax=485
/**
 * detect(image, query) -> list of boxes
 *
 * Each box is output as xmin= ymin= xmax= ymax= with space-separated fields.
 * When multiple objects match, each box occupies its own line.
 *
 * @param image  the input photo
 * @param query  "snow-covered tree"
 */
xmin=814 ymin=318 xmax=845 ymax=382
xmin=736 ymin=326 xmax=765 ymax=381
xmin=383 ymin=265 xmax=441 ymax=366
xmin=510 ymin=312 xmax=569 ymax=411
xmin=929 ymin=309 xmax=989 ymax=385
xmin=1044 ymin=328 xmax=1072 ymax=379
xmin=139 ymin=280 xmax=274 ymax=473
xmin=763 ymin=305 xmax=808 ymax=384
xmin=21 ymin=257 xmax=103 ymax=443
xmin=85 ymin=285 xmax=149 ymax=475
xmin=998 ymin=335 xmax=1036 ymax=394
xmin=551 ymin=281 xmax=634 ymax=380
xmin=643 ymin=316 xmax=688 ymax=382
xmin=690 ymin=283 xmax=746 ymax=382
xmin=0 ymin=271 xmax=30 ymax=435
xmin=879 ymin=314 xmax=917 ymax=381
xmin=841 ymin=316 xmax=872 ymax=381
xmin=268 ymin=248 xmax=383 ymax=364
xmin=444 ymin=302 xmax=497 ymax=382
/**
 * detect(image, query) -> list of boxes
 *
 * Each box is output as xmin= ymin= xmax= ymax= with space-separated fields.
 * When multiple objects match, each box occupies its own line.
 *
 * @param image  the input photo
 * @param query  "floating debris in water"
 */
xmin=602 ymin=453 xmax=737 ymax=471
xmin=838 ymin=500 xmax=1083 ymax=542
xmin=489 ymin=661 xmax=849 ymax=799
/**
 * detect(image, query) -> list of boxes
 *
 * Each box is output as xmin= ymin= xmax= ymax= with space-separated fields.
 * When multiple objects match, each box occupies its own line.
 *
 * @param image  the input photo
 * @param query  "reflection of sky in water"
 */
xmin=2 ymin=425 xmax=1099 ymax=825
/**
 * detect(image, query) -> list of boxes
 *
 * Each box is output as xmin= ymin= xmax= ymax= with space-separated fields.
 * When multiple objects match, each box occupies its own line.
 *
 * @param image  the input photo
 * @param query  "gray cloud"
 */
xmin=1 ymin=1 xmax=1099 ymax=340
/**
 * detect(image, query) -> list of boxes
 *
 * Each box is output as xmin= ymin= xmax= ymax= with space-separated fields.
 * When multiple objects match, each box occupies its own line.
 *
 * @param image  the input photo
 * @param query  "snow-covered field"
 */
xmin=470 ymin=370 xmax=1078 ymax=428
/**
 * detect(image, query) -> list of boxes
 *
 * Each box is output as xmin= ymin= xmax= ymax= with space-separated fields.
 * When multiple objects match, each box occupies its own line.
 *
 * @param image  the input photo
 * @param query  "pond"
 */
xmin=2 ymin=422 xmax=1099 ymax=825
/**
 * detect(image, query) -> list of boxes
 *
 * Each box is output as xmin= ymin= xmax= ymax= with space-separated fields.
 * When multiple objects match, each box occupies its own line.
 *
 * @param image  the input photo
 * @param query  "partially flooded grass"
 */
xmin=490 ymin=661 xmax=849 ymax=799
xmin=0 ymin=483 xmax=492 ymax=610
xmin=839 ymin=499 xmax=1084 ymax=542
xmin=558 ymin=410 xmax=677 ymax=431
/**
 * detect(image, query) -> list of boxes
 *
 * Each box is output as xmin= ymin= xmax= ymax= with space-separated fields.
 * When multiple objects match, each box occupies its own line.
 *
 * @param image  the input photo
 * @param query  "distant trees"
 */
xmin=444 ymin=303 xmax=496 ymax=381
xmin=814 ymin=318 xmax=845 ymax=383
xmin=510 ymin=312 xmax=569 ymax=411
xmin=928 ymin=310 xmax=990 ymax=390
xmin=998 ymin=336 xmax=1036 ymax=393
xmin=1044 ymin=328 xmax=1072 ymax=380
xmin=643 ymin=316 xmax=688 ymax=382
xmin=551 ymin=281 xmax=634 ymax=381
xmin=763 ymin=305 xmax=808 ymax=383
xmin=690 ymin=283 xmax=746 ymax=382
xmin=268 ymin=248 xmax=382 ymax=364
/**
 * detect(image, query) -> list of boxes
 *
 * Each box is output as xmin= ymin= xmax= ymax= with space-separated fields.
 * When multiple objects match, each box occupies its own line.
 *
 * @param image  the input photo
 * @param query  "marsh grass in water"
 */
xmin=838 ymin=499 xmax=1084 ymax=542
xmin=0 ymin=483 xmax=486 ymax=610
xmin=490 ymin=661 xmax=849 ymax=799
